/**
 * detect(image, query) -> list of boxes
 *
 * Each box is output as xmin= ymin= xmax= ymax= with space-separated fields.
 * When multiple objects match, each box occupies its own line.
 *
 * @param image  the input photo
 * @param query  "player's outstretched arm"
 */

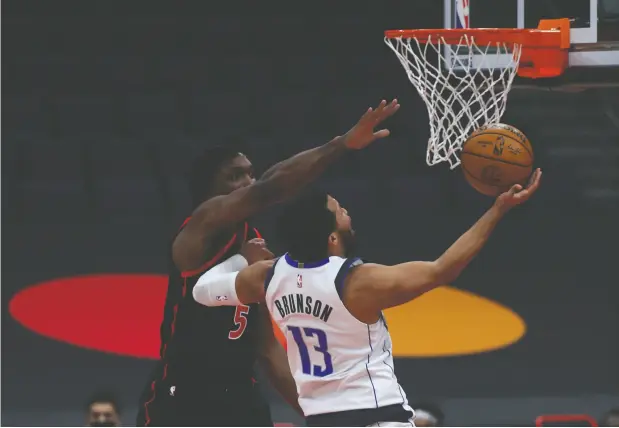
xmin=173 ymin=99 xmax=400 ymax=272
xmin=345 ymin=169 xmax=542 ymax=322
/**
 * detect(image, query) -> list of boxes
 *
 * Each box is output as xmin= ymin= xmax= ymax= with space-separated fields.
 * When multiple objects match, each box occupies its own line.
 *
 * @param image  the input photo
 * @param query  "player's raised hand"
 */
xmin=241 ymin=238 xmax=274 ymax=265
xmin=344 ymin=99 xmax=400 ymax=150
xmin=496 ymin=168 xmax=542 ymax=210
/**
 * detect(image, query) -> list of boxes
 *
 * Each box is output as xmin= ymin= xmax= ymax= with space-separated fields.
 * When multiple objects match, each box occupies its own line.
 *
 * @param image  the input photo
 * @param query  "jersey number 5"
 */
xmin=228 ymin=305 xmax=250 ymax=340
xmin=288 ymin=326 xmax=334 ymax=377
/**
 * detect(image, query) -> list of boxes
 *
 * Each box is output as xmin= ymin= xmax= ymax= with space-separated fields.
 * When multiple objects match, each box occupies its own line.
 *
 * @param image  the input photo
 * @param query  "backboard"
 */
xmin=444 ymin=0 xmax=619 ymax=89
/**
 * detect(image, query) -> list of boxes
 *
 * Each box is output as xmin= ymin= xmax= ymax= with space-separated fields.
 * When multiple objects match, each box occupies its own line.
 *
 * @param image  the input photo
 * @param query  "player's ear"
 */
xmin=328 ymin=233 xmax=338 ymax=245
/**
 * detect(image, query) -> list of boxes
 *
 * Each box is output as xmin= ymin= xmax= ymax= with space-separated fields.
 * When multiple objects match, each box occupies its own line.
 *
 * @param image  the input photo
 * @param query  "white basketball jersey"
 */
xmin=265 ymin=254 xmax=409 ymax=417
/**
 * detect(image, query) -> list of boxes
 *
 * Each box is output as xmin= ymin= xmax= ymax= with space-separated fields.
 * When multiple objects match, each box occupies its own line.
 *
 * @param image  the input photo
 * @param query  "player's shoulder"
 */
xmin=327 ymin=255 xmax=363 ymax=263
xmin=344 ymin=261 xmax=385 ymax=282
xmin=332 ymin=256 xmax=365 ymax=268
xmin=325 ymin=256 xmax=366 ymax=274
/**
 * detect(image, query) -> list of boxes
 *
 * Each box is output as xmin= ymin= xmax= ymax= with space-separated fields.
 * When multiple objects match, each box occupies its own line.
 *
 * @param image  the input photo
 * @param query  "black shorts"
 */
xmin=136 ymin=376 xmax=273 ymax=427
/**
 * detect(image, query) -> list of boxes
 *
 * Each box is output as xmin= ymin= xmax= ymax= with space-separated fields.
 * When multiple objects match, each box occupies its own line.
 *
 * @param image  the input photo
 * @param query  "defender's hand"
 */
xmin=496 ymin=168 xmax=542 ymax=211
xmin=344 ymin=99 xmax=400 ymax=150
xmin=241 ymin=238 xmax=274 ymax=265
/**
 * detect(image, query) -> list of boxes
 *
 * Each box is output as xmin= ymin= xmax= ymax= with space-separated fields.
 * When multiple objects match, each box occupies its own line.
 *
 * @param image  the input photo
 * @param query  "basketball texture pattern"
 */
xmin=461 ymin=123 xmax=534 ymax=196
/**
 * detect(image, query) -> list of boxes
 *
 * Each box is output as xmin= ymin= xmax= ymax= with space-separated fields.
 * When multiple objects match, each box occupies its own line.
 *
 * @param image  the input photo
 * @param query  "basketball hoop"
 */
xmin=385 ymin=20 xmax=570 ymax=168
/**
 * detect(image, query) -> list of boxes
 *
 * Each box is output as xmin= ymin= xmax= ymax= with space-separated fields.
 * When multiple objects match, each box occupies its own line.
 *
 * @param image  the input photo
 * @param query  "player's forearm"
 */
xmin=260 ymin=344 xmax=304 ymax=416
xmin=254 ymin=136 xmax=349 ymax=203
xmin=435 ymin=203 xmax=507 ymax=284
xmin=193 ymin=259 xmax=271 ymax=307
xmin=186 ymin=137 xmax=348 ymax=238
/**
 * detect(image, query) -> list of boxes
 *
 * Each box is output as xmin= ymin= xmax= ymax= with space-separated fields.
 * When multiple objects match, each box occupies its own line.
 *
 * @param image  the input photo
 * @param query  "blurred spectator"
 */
xmin=411 ymin=402 xmax=445 ymax=427
xmin=85 ymin=391 xmax=121 ymax=427
xmin=600 ymin=408 xmax=619 ymax=427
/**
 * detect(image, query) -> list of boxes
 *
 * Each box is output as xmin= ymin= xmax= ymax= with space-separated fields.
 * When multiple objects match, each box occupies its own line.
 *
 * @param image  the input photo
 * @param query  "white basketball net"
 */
xmin=385 ymin=35 xmax=522 ymax=169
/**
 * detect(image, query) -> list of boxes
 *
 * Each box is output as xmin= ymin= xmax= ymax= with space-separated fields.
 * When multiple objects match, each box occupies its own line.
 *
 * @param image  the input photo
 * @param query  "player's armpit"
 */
xmin=344 ymin=262 xmax=443 ymax=322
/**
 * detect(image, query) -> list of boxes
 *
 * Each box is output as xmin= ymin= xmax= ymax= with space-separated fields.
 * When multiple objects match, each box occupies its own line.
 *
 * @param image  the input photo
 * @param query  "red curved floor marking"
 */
xmin=9 ymin=274 xmax=289 ymax=358
xmin=9 ymin=274 xmax=168 ymax=358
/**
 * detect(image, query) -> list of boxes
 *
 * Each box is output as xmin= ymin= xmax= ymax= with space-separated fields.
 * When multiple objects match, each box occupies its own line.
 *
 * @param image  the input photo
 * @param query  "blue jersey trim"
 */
xmin=284 ymin=253 xmax=330 ymax=269
xmin=264 ymin=257 xmax=281 ymax=293
xmin=334 ymin=257 xmax=363 ymax=300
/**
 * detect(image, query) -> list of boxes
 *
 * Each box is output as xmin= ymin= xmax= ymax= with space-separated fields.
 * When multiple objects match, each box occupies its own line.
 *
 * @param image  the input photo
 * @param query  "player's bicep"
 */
xmin=381 ymin=261 xmax=442 ymax=307
xmin=347 ymin=262 xmax=441 ymax=312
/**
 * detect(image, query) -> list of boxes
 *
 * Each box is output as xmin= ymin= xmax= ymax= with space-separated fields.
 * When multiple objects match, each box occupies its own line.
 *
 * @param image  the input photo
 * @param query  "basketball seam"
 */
xmin=460 ymin=151 xmax=533 ymax=168
xmin=465 ymin=132 xmax=534 ymax=160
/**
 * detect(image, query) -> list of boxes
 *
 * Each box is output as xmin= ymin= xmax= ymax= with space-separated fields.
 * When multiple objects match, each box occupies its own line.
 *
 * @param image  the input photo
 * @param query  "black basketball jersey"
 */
xmin=157 ymin=219 xmax=263 ymax=385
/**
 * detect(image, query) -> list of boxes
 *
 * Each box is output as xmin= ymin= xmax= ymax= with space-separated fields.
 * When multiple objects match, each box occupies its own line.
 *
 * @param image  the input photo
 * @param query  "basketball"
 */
xmin=460 ymin=123 xmax=534 ymax=196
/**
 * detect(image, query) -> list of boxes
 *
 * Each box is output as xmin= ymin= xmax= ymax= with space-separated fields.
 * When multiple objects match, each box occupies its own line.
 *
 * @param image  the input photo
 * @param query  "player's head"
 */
xmin=85 ymin=390 xmax=121 ymax=427
xmin=188 ymin=147 xmax=255 ymax=208
xmin=278 ymin=191 xmax=355 ymax=262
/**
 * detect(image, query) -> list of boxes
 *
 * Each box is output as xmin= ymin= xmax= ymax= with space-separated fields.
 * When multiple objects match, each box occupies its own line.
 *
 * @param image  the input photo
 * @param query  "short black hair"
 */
xmin=410 ymin=402 xmax=445 ymax=426
xmin=277 ymin=190 xmax=336 ymax=262
xmin=600 ymin=407 xmax=619 ymax=427
xmin=85 ymin=390 xmax=122 ymax=415
xmin=188 ymin=146 xmax=243 ymax=208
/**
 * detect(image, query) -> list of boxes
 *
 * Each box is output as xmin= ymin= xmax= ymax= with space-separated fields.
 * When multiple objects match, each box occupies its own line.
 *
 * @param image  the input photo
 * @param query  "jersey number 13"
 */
xmin=288 ymin=326 xmax=334 ymax=377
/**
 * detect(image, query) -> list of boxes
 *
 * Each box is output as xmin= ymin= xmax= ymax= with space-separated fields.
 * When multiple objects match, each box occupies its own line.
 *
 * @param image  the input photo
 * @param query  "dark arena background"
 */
xmin=2 ymin=0 xmax=619 ymax=426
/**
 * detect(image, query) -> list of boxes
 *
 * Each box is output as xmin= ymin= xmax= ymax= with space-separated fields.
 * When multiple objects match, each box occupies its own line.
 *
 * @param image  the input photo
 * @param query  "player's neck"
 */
xmin=327 ymin=248 xmax=346 ymax=258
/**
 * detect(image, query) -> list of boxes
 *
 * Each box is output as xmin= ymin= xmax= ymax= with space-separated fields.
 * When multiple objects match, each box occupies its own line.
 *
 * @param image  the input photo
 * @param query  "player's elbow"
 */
xmin=193 ymin=271 xmax=242 ymax=307
xmin=171 ymin=233 xmax=194 ymax=272
xmin=192 ymin=279 xmax=217 ymax=306
xmin=192 ymin=282 xmax=206 ymax=304
xmin=248 ymin=179 xmax=288 ymax=207
xmin=433 ymin=257 xmax=463 ymax=285
xmin=406 ymin=261 xmax=445 ymax=293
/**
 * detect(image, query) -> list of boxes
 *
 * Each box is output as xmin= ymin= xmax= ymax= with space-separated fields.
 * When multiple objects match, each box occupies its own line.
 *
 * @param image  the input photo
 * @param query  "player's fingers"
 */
xmin=360 ymin=107 xmax=373 ymax=122
xmin=376 ymin=101 xmax=400 ymax=122
xmin=527 ymin=170 xmax=536 ymax=187
xmin=526 ymin=169 xmax=542 ymax=192
xmin=509 ymin=184 xmax=523 ymax=195
xmin=384 ymin=102 xmax=401 ymax=117
xmin=378 ymin=99 xmax=397 ymax=113
xmin=526 ymin=169 xmax=538 ymax=188
xmin=375 ymin=100 xmax=387 ymax=112
xmin=370 ymin=100 xmax=388 ymax=119
xmin=533 ymin=168 xmax=542 ymax=186
xmin=516 ymin=175 xmax=541 ymax=200
xmin=373 ymin=129 xmax=390 ymax=139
